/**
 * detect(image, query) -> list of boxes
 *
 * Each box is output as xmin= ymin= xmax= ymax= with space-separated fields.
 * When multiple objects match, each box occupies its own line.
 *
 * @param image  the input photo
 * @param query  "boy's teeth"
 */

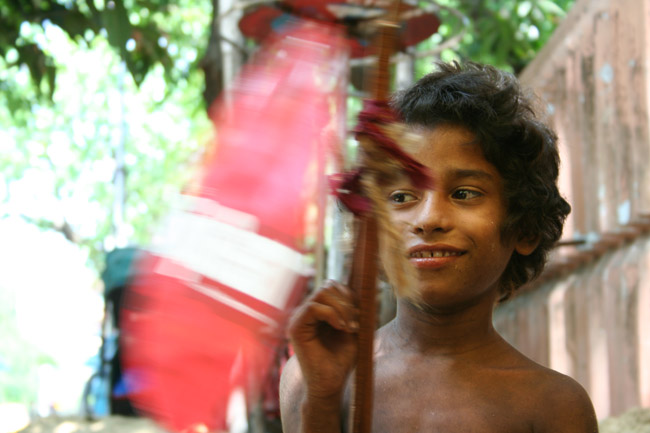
xmin=413 ymin=251 xmax=461 ymax=258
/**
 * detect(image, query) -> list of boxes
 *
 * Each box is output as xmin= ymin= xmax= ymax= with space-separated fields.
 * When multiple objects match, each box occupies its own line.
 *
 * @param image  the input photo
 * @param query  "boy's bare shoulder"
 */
xmin=468 ymin=339 xmax=599 ymax=432
xmin=521 ymin=361 xmax=599 ymax=432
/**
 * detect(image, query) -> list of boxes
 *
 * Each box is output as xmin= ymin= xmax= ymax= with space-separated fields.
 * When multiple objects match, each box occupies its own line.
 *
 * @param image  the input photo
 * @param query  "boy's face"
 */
xmin=385 ymin=124 xmax=532 ymax=308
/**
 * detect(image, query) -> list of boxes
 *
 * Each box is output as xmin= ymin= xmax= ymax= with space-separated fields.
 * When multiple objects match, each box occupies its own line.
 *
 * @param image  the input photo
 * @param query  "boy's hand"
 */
xmin=288 ymin=280 xmax=359 ymax=401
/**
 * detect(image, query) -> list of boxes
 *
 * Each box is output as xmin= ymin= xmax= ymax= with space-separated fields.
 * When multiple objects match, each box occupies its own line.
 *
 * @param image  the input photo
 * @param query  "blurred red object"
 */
xmin=238 ymin=0 xmax=440 ymax=58
xmin=121 ymin=21 xmax=348 ymax=433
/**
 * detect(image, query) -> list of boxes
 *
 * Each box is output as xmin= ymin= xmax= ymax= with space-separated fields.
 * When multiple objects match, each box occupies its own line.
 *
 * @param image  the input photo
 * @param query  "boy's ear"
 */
xmin=514 ymin=235 xmax=540 ymax=256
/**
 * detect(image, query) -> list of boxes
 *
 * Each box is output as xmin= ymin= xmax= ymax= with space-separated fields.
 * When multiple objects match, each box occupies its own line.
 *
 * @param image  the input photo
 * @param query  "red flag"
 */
xmin=121 ymin=21 xmax=348 ymax=432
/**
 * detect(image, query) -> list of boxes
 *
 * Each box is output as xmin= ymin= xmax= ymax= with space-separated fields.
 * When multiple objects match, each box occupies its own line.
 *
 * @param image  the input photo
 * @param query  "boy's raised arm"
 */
xmin=280 ymin=281 xmax=359 ymax=433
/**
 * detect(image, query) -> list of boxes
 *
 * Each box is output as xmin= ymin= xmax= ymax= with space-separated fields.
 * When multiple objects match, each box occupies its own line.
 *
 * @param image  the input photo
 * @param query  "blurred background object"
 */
xmin=82 ymin=247 xmax=141 ymax=419
xmin=119 ymin=21 xmax=348 ymax=432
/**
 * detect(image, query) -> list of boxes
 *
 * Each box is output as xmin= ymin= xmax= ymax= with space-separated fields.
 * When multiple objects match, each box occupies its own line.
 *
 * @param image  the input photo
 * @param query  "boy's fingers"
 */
xmin=289 ymin=282 xmax=359 ymax=337
xmin=311 ymin=281 xmax=359 ymax=330
xmin=313 ymin=280 xmax=356 ymax=308
xmin=323 ymin=279 xmax=354 ymax=295
xmin=289 ymin=303 xmax=348 ymax=343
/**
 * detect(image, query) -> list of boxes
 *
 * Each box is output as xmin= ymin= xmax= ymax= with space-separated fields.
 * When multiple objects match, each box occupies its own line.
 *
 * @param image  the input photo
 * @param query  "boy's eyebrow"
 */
xmin=449 ymin=168 xmax=494 ymax=181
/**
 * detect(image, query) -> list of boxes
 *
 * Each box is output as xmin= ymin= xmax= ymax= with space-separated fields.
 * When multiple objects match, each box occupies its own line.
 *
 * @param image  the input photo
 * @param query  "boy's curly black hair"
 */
xmin=391 ymin=61 xmax=571 ymax=301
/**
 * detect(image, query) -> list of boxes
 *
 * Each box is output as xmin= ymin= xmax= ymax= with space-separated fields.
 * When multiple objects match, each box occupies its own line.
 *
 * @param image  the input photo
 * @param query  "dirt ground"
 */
xmin=16 ymin=407 xmax=650 ymax=433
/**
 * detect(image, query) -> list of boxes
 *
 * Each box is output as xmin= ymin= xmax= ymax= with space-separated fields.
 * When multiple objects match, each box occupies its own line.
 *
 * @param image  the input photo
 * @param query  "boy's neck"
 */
xmin=386 ymin=293 xmax=502 ymax=357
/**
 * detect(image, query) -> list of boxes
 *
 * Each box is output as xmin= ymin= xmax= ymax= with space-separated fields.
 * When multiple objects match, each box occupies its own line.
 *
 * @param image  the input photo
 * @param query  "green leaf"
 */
xmin=45 ymin=63 xmax=56 ymax=99
xmin=48 ymin=9 xmax=97 ymax=40
xmin=536 ymin=0 xmax=568 ymax=17
xmin=479 ymin=28 xmax=499 ymax=54
xmin=517 ymin=1 xmax=533 ymax=17
xmin=102 ymin=0 xmax=133 ymax=58
xmin=16 ymin=43 xmax=52 ymax=98
xmin=123 ymin=22 xmax=171 ymax=85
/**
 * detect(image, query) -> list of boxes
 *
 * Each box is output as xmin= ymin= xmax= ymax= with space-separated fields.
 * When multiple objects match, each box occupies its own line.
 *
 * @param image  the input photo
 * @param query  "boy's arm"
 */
xmin=280 ymin=356 xmax=345 ymax=433
xmin=535 ymin=375 xmax=599 ymax=433
xmin=279 ymin=281 xmax=359 ymax=433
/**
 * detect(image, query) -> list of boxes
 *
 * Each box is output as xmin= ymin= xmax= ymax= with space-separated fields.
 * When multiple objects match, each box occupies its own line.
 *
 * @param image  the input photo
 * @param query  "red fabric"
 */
xmin=354 ymin=99 xmax=430 ymax=189
xmin=121 ymin=22 xmax=348 ymax=433
xmin=330 ymin=100 xmax=431 ymax=216
xmin=329 ymin=170 xmax=372 ymax=215
xmin=237 ymin=1 xmax=440 ymax=59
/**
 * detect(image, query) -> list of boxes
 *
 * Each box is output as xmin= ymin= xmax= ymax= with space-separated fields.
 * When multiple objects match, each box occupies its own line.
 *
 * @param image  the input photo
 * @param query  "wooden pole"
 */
xmin=349 ymin=214 xmax=379 ymax=433
xmin=350 ymin=3 xmax=401 ymax=433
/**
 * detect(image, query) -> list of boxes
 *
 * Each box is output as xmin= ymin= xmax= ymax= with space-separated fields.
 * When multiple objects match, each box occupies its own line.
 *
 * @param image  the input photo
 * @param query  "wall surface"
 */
xmin=494 ymin=0 xmax=650 ymax=420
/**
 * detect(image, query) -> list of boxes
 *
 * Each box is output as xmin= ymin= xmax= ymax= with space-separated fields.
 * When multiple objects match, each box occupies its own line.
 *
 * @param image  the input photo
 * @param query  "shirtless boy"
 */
xmin=280 ymin=62 xmax=599 ymax=433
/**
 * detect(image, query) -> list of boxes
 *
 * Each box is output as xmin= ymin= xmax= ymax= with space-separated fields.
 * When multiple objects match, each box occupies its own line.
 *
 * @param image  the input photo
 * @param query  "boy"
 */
xmin=279 ymin=62 xmax=598 ymax=432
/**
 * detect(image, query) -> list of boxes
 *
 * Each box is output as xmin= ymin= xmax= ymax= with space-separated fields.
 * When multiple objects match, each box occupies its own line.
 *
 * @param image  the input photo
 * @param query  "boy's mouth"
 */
xmin=407 ymin=245 xmax=467 ymax=264
xmin=409 ymin=250 xmax=464 ymax=258
xmin=408 ymin=244 xmax=467 ymax=270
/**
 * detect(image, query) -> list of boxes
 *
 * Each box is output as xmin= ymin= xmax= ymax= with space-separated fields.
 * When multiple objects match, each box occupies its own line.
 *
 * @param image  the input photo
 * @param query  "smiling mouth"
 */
xmin=409 ymin=250 xmax=465 ymax=258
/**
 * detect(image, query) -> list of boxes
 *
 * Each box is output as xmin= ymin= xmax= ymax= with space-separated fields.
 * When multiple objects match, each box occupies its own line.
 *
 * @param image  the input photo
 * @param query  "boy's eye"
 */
xmin=451 ymin=189 xmax=482 ymax=200
xmin=389 ymin=191 xmax=417 ymax=203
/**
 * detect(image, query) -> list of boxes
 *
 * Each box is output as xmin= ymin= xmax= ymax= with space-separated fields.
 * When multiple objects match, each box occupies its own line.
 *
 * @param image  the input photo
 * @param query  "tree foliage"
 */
xmin=416 ymin=0 xmax=575 ymax=75
xmin=0 ymin=0 xmax=184 ymax=99
xmin=0 ymin=1 xmax=212 ymax=271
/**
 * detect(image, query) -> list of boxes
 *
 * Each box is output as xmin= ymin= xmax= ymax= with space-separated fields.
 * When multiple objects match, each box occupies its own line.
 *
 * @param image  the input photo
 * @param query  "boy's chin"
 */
xmin=400 ymin=291 xmax=425 ymax=309
xmin=401 ymin=286 xmax=500 ymax=315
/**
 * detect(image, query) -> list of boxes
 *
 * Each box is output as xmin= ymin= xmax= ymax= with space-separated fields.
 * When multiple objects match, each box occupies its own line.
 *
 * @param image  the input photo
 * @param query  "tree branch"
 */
xmin=199 ymin=0 xmax=224 ymax=112
xmin=19 ymin=214 xmax=82 ymax=244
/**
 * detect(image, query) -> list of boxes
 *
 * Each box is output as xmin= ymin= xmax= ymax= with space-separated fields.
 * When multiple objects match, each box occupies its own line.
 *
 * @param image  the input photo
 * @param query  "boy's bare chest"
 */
xmin=344 ymin=356 xmax=539 ymax=433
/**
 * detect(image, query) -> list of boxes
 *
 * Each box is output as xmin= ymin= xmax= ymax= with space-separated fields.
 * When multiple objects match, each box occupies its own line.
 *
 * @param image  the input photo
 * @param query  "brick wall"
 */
xmin=494 ymin=0 xmax=650 ymax=420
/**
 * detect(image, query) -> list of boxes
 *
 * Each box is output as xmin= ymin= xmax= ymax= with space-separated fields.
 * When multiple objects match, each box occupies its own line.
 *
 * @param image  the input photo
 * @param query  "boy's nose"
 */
xmin=410 ymin=194 xmax=452 ymax=234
